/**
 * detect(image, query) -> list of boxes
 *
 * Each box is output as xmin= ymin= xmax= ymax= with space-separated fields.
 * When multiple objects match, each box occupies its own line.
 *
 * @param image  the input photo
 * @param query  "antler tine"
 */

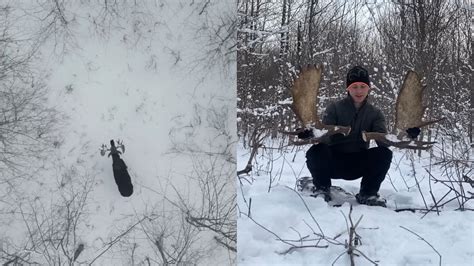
xmin=118 ymin=139 xmax=125 ymax=153
xmin=412 ymin=117 xmax=446 ymax=129
xmin=99 ymin=143 xmax=109 ymax=156
xmin=362 ymin=131 xmax=435 ymax=150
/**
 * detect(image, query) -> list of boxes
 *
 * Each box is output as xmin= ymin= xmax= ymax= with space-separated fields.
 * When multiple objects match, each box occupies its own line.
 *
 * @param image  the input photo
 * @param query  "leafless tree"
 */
xmin=105 ymin=208 xmax=208 ymax=266
xmin=1 ymin=166 xmax=94 ymax=265
xmin=0 ymin=3 xmax=62 ymax=190
xmin=167 ymin=102 xmax=237 ymax=257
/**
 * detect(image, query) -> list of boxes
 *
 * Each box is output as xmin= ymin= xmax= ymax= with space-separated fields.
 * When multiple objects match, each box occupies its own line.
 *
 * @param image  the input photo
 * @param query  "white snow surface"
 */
xmin=237 ymin=141 xmax=474 ymax=265
xmin=0 ymin=1 xmax=235 ymax=265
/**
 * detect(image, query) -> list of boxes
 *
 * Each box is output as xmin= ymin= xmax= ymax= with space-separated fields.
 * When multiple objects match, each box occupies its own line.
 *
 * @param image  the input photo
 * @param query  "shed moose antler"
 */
xmin=362 ymin=71 xmax=445 ymax=150
xmin=284 ymin=65 xmax=351 ymax=145
xmin=286 ymin=66 xmax=443 ymax=150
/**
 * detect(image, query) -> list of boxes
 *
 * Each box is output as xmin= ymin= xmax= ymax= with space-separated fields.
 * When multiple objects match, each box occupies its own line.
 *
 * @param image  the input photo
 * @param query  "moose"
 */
xmin=101 ymin=140 xmax=133 ymax=197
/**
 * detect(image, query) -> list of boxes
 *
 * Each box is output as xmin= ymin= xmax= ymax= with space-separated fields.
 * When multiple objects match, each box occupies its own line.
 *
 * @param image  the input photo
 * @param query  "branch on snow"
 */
xmin=400 ymin=226 xmax=442 ymax=266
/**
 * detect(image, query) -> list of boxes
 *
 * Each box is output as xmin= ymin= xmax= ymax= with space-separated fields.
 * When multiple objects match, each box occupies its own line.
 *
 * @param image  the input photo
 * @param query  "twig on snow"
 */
xmin=399 ymin=225 xmax=442 ymax=266
xmin=333 ymin=205 xmax=378 ymax=266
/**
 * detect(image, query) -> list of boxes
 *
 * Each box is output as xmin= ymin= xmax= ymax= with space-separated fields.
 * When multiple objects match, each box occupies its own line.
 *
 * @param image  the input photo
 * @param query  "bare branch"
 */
xmin=400 ymin=226 xmax=442 ymax=266
xmin=90 ymin=217 xmax=147 ymax=265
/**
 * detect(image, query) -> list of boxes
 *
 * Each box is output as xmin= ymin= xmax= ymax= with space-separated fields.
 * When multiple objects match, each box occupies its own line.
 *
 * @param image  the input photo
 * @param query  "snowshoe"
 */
xmin=296 ymin=176 xmax=313 ymax=191
xmin=355 ymin=193 xmax=387 ymax=207
xmin=311 ymin=186 xmax=331 ymax=202
xmin=296 ymin=176 xmax=355 ymax=207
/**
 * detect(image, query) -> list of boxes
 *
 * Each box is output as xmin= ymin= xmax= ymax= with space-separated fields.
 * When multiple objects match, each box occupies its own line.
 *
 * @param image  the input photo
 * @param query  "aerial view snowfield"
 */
xmin=0 ymin=1 xmax=235 ymax=265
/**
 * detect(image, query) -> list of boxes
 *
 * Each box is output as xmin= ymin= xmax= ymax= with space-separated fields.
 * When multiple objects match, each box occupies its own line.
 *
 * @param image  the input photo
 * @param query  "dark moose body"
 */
xmin=109 ymin=140 xmax=133 ymax=197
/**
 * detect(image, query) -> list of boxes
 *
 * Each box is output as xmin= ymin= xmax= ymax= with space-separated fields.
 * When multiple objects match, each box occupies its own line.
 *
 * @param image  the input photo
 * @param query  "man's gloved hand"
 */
xmin=406 ymin=127 xmax=421 ymax=139
xmin=297 ymin=128 xmax=314 ymax=139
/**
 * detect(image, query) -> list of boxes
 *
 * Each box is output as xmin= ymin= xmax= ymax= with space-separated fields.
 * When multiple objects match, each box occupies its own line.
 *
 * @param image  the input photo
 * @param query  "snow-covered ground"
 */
xmin=0 ymin=1 xmax=235 ymax=265
xmin=237 ymin=140 xmax=474 ymax=265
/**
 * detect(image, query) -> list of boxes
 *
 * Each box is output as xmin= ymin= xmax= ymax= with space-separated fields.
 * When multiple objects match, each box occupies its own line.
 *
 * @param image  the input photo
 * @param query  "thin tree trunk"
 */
xmin=280 ymin=0 xmax=287 ymax=57
xmin=470 ymin=35 xmax=474 ymax=144
xmin=307 ymin=0 xmax=316 ymax=59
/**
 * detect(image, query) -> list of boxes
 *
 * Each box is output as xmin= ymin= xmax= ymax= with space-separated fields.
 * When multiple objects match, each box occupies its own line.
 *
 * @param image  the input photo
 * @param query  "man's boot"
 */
xmin=355 ymin=192 xmax=386 ymax=207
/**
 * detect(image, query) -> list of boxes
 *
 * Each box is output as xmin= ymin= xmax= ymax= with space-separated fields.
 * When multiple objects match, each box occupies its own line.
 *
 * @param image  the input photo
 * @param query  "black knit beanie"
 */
xmin=346 ymin=66 xmax=370 ymax=87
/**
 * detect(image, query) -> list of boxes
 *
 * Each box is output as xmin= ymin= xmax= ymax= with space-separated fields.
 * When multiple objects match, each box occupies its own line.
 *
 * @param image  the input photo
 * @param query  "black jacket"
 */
xmin=322 ymin=95 xmax=387 ymax=153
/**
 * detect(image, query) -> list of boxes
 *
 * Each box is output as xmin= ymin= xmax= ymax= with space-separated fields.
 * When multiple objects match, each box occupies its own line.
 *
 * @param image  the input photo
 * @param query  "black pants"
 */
xmin=306 ymin=143 xmax=392 ymax=195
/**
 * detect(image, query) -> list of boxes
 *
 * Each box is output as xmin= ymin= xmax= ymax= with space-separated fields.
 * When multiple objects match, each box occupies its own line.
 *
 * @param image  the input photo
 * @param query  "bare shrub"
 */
xmin=168 ymin=102 xmax=237 ymax=255
xmin=0 ymin=166 xmax=95 ymax=265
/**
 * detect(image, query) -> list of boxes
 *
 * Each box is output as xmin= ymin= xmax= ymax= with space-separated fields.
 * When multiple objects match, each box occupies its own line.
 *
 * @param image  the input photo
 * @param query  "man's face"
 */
xmin=347 ymin=82 xmax=370 ymax=104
